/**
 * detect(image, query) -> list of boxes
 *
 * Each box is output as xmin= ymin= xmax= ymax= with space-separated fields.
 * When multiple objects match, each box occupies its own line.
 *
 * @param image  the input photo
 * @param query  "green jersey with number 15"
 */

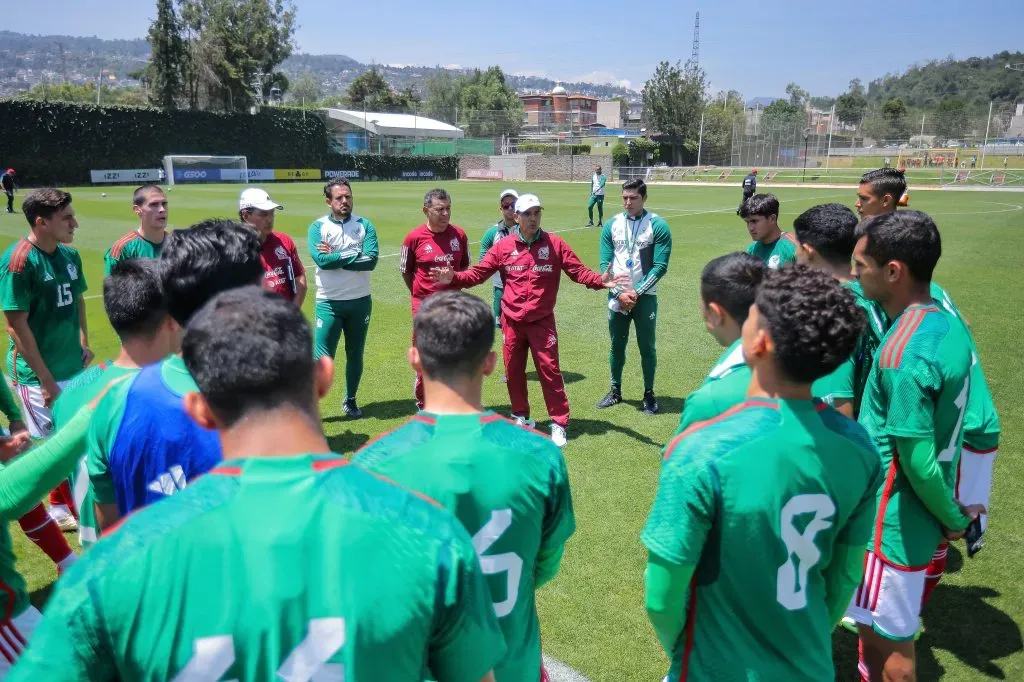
xmin=0 ymin=239 xmax=87 ymax=385
xmin=9 ymin=455 xmax=505 ymax=682
xmin=354 ymin=412 xmax=575 ymax=682
xmin=643 ymin=399 xmax=881 ymax=681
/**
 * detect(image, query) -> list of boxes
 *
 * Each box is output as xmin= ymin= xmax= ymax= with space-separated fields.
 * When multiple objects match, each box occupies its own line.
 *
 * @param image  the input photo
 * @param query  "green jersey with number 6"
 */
xmin=643 ymin=399 xmax=881 ymax=681
xmin=9 ymin=454 xmax=505 ymax=682
xmin=354 ymin=412 xmax=576 ymax=682
xmin=930 ymin=282 xmax=1001 ymax=451
xmin=858 ymin=303 xmax=973 ymax=569
xmin=0 ymin=239 xmax=87 ymax=385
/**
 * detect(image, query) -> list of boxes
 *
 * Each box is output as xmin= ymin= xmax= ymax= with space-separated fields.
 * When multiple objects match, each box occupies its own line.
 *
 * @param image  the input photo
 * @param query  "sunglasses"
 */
xmin=501 ymin=202 xmax=516 ymax=209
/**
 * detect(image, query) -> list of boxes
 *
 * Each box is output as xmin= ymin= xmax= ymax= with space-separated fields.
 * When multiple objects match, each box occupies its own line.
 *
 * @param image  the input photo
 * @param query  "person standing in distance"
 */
xmin=307 ymin=178 xmax=378 ymax=418
xmin=355 ymin=291 xmax=575 ymax=682
xmin=479 ymin=189 xmax=519 ymax=328
xmin=737 ymin=168 xmax=757 ymax=214
xmin=1 ymin=169 xmax=16 ymax=214
xmin=105 ymin=184 xmax=168 ymax=275
xmin=432 ymin=194 xmax=629 ymax=447
xmin=586 ymin=165 xmax=606 ymax=227
xmin=644 ymin=266 xmax=878 ymax=681
xmin=400 ymin=188 xmax=470 ymax=408
xmin=1 ymin=188 xmax=91 ymax=536
xmin=9 ymin=287 xmax=506 ymax=682
xmin=239 ymin=187 xmax=306 ymax=307
xmin=596 ymin=179 xmax=672 ymax=414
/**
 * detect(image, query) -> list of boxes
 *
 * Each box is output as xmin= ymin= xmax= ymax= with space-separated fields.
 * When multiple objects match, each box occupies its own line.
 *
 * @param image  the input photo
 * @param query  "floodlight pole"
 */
xmin=980 ymin=100 xmax=993 ymax=170
xmin=696 ymin=110 xmax=705 ymax=166
xmin=802 ymin=128 xmax=810 ymax=182
xmin=825 ymin=104 xmax=835 ymax=170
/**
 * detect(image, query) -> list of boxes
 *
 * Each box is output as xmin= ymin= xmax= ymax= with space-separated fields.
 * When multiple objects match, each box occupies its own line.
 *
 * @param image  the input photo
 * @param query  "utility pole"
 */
xmin=696 ymin=109 xmax=705 ymax=166
xmin=980 ymin=100 xmax=993 ymax=170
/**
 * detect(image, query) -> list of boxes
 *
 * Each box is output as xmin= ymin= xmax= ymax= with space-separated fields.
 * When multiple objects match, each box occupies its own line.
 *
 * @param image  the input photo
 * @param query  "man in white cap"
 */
xmin=239 ymin=187 xmax=306 ymax=307
xmin=478 ymin=188 xmax=519 ymax=328
xmin=432 ymin=193 xmax=628 ymax=447
xmin=306 ymin=177 xmax=379 ymax=419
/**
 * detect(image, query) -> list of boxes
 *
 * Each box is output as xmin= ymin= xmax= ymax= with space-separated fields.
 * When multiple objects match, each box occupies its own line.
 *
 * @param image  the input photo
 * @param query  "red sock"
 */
xmin=857 ymin=637 xmax=870 ymax=681
xmin=18 ymin=502 xmax=74 ymax=565
xmin=48 ymin=480 xmax=76 ymax=517
xmin=921 ymin=541 xmax=948 ymax=608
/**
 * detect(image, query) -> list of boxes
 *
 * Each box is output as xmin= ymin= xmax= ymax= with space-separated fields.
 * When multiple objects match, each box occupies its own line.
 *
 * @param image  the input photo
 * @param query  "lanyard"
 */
xmin=624 ymin=211 xmax=645 ymax=260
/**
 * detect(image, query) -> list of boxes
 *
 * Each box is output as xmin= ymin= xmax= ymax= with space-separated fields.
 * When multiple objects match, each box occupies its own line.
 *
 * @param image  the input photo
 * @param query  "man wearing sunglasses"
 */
xmin=239 ymin=188 xmax=307 ymax=307
xmin=479 ymin=189 xmax=519 ymax=328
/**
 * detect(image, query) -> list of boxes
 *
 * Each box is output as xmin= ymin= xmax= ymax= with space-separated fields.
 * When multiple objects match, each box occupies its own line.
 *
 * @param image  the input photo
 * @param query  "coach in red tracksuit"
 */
xmin=400 ymin=188 xmax=471 ymax=407
xmin=433 ymin=193 xmax=627 ymax=447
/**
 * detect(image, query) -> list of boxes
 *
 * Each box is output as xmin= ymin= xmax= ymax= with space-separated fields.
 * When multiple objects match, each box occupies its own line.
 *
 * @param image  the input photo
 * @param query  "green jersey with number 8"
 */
xmin=354 ymin=412 xmax=576 ymax=682
xmin=858 ymin=303 xmax=973 ymax=569
xmin=9 ymin=454 xmax=505 ymax=682
xmin=0 ymin=239 xmax=87 ymax=385
xmin=643 ymin=399 xmax=881 ymax=681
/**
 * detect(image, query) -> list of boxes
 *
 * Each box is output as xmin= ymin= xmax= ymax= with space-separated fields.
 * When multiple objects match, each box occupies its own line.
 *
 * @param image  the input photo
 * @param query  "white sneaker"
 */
xmin=512 ymin=414 xmax=536 ymax=429
xmin=50 ymin=506 xmax=78 ymax=532
xmin=550 ymin=424 xmax=567 ymax=447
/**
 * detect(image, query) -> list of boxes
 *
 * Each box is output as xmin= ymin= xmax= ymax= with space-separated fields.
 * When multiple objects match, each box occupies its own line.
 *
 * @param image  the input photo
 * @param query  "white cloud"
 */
xmin=513 ymin=70 xmax=550 ymax=79
xmin=570 ymin=70 xmax=632 ymax=89
xmin=443 ymin=63 xmax=463 ymax=69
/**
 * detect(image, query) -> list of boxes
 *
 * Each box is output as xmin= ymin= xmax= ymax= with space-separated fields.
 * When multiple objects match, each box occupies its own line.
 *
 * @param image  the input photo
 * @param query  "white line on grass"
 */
xmin=543 ymin=655 xmax=592 ymax=682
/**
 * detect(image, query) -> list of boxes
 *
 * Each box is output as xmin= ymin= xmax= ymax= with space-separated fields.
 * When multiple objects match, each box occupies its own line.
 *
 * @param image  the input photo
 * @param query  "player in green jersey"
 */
xmin=479 ymin=189 xmax=519 ymax=328
xmin=855 ymin=167 xmax=907 ymax=219
xmin=643 ymin=265 xmax=879 ymax=681
xmin=355 ymin=291 xmax=575 ymax=682
xmin=0 ymin=188 xmax=88 ymax=544
xmin=0 ymin=376 xmax=122 ymax=675
xmin=739 ymin=193 xmax=798 ymax=269
xmin=586 ymin=165 xmax=606 ymax=227
xmin=103 ymin=184 xmax=168 ymax=275
xmin=793 ymin=203 xmax=888 ymax=418
xmin=847 ymin=210 xmax=982 ymax=681
xmin=596 ymin=179 xmax=673 ymax=415
xmin=10 ymin=286 xmax=505 ymax=682
xmin=671 ymin=252 xmax=765 ymax=438
xmin=50 ymin=259 xmax=176 ymax=548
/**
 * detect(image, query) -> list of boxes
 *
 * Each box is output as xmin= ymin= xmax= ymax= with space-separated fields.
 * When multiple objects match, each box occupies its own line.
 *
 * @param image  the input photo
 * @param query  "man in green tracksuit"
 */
xmin=479 ymin=189 xmax=519 ymax=328
xmin=586 ymin=165 xmax=606 ymax=226
xmin=307 ymin=178 xmax=379 ymax=419
xmin=596 ymin=179 xmax=672 ymax=414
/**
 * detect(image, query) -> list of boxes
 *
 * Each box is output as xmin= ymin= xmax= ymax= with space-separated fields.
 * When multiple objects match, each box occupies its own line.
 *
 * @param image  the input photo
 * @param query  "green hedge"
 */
xmin=0 ymin=101 xmax=460 ymax=186
xmin=516 ymin=142 xmax=592 ymax=155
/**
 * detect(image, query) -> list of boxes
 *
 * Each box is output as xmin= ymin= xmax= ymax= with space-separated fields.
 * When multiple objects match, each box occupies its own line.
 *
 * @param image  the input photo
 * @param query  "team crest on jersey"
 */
xmin=538 ymin=246 xmax=550 ymax=260
xmin=66 ymin=263 xmax=78 ymax=280
xmin=450 ymin=238 xmax=460 ymax=252
xmin=274 ymin=246 xmax=288 ymax=261
xmin=768 ymin=255 xmax=781 ymax=269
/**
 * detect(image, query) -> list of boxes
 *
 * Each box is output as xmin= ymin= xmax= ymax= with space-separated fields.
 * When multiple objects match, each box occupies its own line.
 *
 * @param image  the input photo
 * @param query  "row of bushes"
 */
xmin=0 ymin=101 xmax=459 ymax=186
xmin=516 ymin=142 xmax=592 ymax=155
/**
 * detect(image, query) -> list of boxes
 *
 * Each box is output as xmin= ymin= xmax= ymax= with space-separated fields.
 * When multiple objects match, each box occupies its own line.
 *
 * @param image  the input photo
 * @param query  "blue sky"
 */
xmin=5 ymin=0 xmax=1022 ymax=97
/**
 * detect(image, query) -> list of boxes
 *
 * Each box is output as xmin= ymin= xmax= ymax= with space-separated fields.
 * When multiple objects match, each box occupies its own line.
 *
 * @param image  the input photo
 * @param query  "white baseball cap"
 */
xmin=499 ymin=188 xmax=519 ymax=201
xmin=515 ymin=193 xmax=542 ymax=213
xmin=239 ymin=187 xmax=283 ymax=211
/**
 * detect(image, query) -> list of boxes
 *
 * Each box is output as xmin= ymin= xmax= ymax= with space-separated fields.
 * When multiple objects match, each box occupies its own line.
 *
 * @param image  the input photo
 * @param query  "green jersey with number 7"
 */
xmin=8 ymin=454 xmax=506 ymax=682
xmin=857 ymin=303 xmax=973 ymax=569
xmin=643 ymin=399 xmax=881 ymax=680
xmin=354 ymin=412 xmax=576 ymax=682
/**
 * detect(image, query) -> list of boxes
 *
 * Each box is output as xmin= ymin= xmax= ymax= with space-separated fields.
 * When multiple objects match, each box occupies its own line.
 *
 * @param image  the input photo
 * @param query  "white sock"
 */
xmin=50 ymin=504 xmax=70 ymax=518
xmin=57 ymin=552 xmax=78 ymax=572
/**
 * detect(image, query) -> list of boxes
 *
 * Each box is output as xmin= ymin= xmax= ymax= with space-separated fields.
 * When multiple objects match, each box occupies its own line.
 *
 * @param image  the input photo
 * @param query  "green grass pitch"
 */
xmin=1 ymin=180 xmax=1021 ymax=680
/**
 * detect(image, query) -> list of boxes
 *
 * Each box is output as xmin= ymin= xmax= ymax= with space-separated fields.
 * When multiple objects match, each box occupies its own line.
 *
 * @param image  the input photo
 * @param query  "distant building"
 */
xmin=1008 ymin=102 xmax=1024 ymax=139
xmin=520 ymin=86 xmax=598 ymax=129
xmin=597 ymin=100 xmax=624 ymax=129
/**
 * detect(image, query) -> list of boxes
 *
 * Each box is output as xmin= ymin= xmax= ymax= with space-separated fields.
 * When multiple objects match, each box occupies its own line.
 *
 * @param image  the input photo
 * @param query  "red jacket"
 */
xmin=452 ymin=229 xmax=605 ymax=323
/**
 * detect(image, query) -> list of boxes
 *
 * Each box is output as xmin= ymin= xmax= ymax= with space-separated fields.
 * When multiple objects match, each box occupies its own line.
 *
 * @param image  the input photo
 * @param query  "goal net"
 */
xmin=162 ymin=155 xmax=249 ymax=185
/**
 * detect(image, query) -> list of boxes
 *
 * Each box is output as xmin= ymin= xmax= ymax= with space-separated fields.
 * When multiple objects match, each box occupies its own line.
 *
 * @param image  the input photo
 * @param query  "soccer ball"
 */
xmin=101 ymin=193 xmax=107 ymax=198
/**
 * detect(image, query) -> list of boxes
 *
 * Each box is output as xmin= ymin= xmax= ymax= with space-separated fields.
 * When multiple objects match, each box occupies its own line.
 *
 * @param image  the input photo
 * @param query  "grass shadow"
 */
xmin=29 ymin=582 xmax=56 ymax=610
xmin=326 ymin=431 xmax=370 ymax=455
xmin=323 ymin=399 xmax=420 ymax=423
xmin=622 ymin=395 xmax=685 ymax=416
xmin=561 ymin=417 xmax=664 ymax=449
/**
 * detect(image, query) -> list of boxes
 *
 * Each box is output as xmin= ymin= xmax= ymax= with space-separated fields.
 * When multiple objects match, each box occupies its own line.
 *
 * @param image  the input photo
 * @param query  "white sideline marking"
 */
xmin=543 ymin=654 xmax=592 ymax=682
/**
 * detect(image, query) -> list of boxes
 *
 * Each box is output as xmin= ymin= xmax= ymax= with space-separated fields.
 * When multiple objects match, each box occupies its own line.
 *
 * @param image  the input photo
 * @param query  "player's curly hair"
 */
xmin=755 ymin=265 xmax=865 ymax=384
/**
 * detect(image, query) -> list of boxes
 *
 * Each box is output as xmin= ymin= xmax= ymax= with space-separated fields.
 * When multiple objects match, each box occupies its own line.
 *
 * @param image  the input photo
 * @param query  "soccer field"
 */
xmin=1 ymin=180 xmax=1021 ymax=680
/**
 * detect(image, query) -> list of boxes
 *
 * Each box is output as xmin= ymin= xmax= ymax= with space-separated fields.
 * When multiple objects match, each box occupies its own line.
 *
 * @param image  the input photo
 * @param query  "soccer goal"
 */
xmin=162 ymin=155 xmax=249 ymax=186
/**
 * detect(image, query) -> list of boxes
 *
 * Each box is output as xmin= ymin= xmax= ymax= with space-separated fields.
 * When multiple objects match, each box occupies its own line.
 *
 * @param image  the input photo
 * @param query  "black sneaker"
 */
xmin=597 ymin=221 xmax=603 ymax=227
xmin=641 ymin=390 xmax=659 ymax=415
xmin=586 ymin=221 xmax=594 ymax=227
xmin=595 ymin=389 xmax=622 ymax=409
xmin=343 ymin=398 xmax=363 ymax=419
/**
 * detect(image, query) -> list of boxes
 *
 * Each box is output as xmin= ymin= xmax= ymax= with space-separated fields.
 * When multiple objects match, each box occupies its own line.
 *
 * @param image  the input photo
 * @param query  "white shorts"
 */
xmin=846 ymin=551 xmax=925 ymax=641
xmin=8 ymin=380 xmax=71 ymax=439
xmin=958 ymin=446 xmax=997 ymax=532
xmin=0 ymin=606 xmax=42 ymax=677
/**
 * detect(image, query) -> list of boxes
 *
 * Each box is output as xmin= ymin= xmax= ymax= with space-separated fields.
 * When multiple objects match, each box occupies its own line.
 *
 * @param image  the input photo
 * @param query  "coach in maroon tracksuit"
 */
xmin=433 ymin=193 xmax=627 ymax=447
